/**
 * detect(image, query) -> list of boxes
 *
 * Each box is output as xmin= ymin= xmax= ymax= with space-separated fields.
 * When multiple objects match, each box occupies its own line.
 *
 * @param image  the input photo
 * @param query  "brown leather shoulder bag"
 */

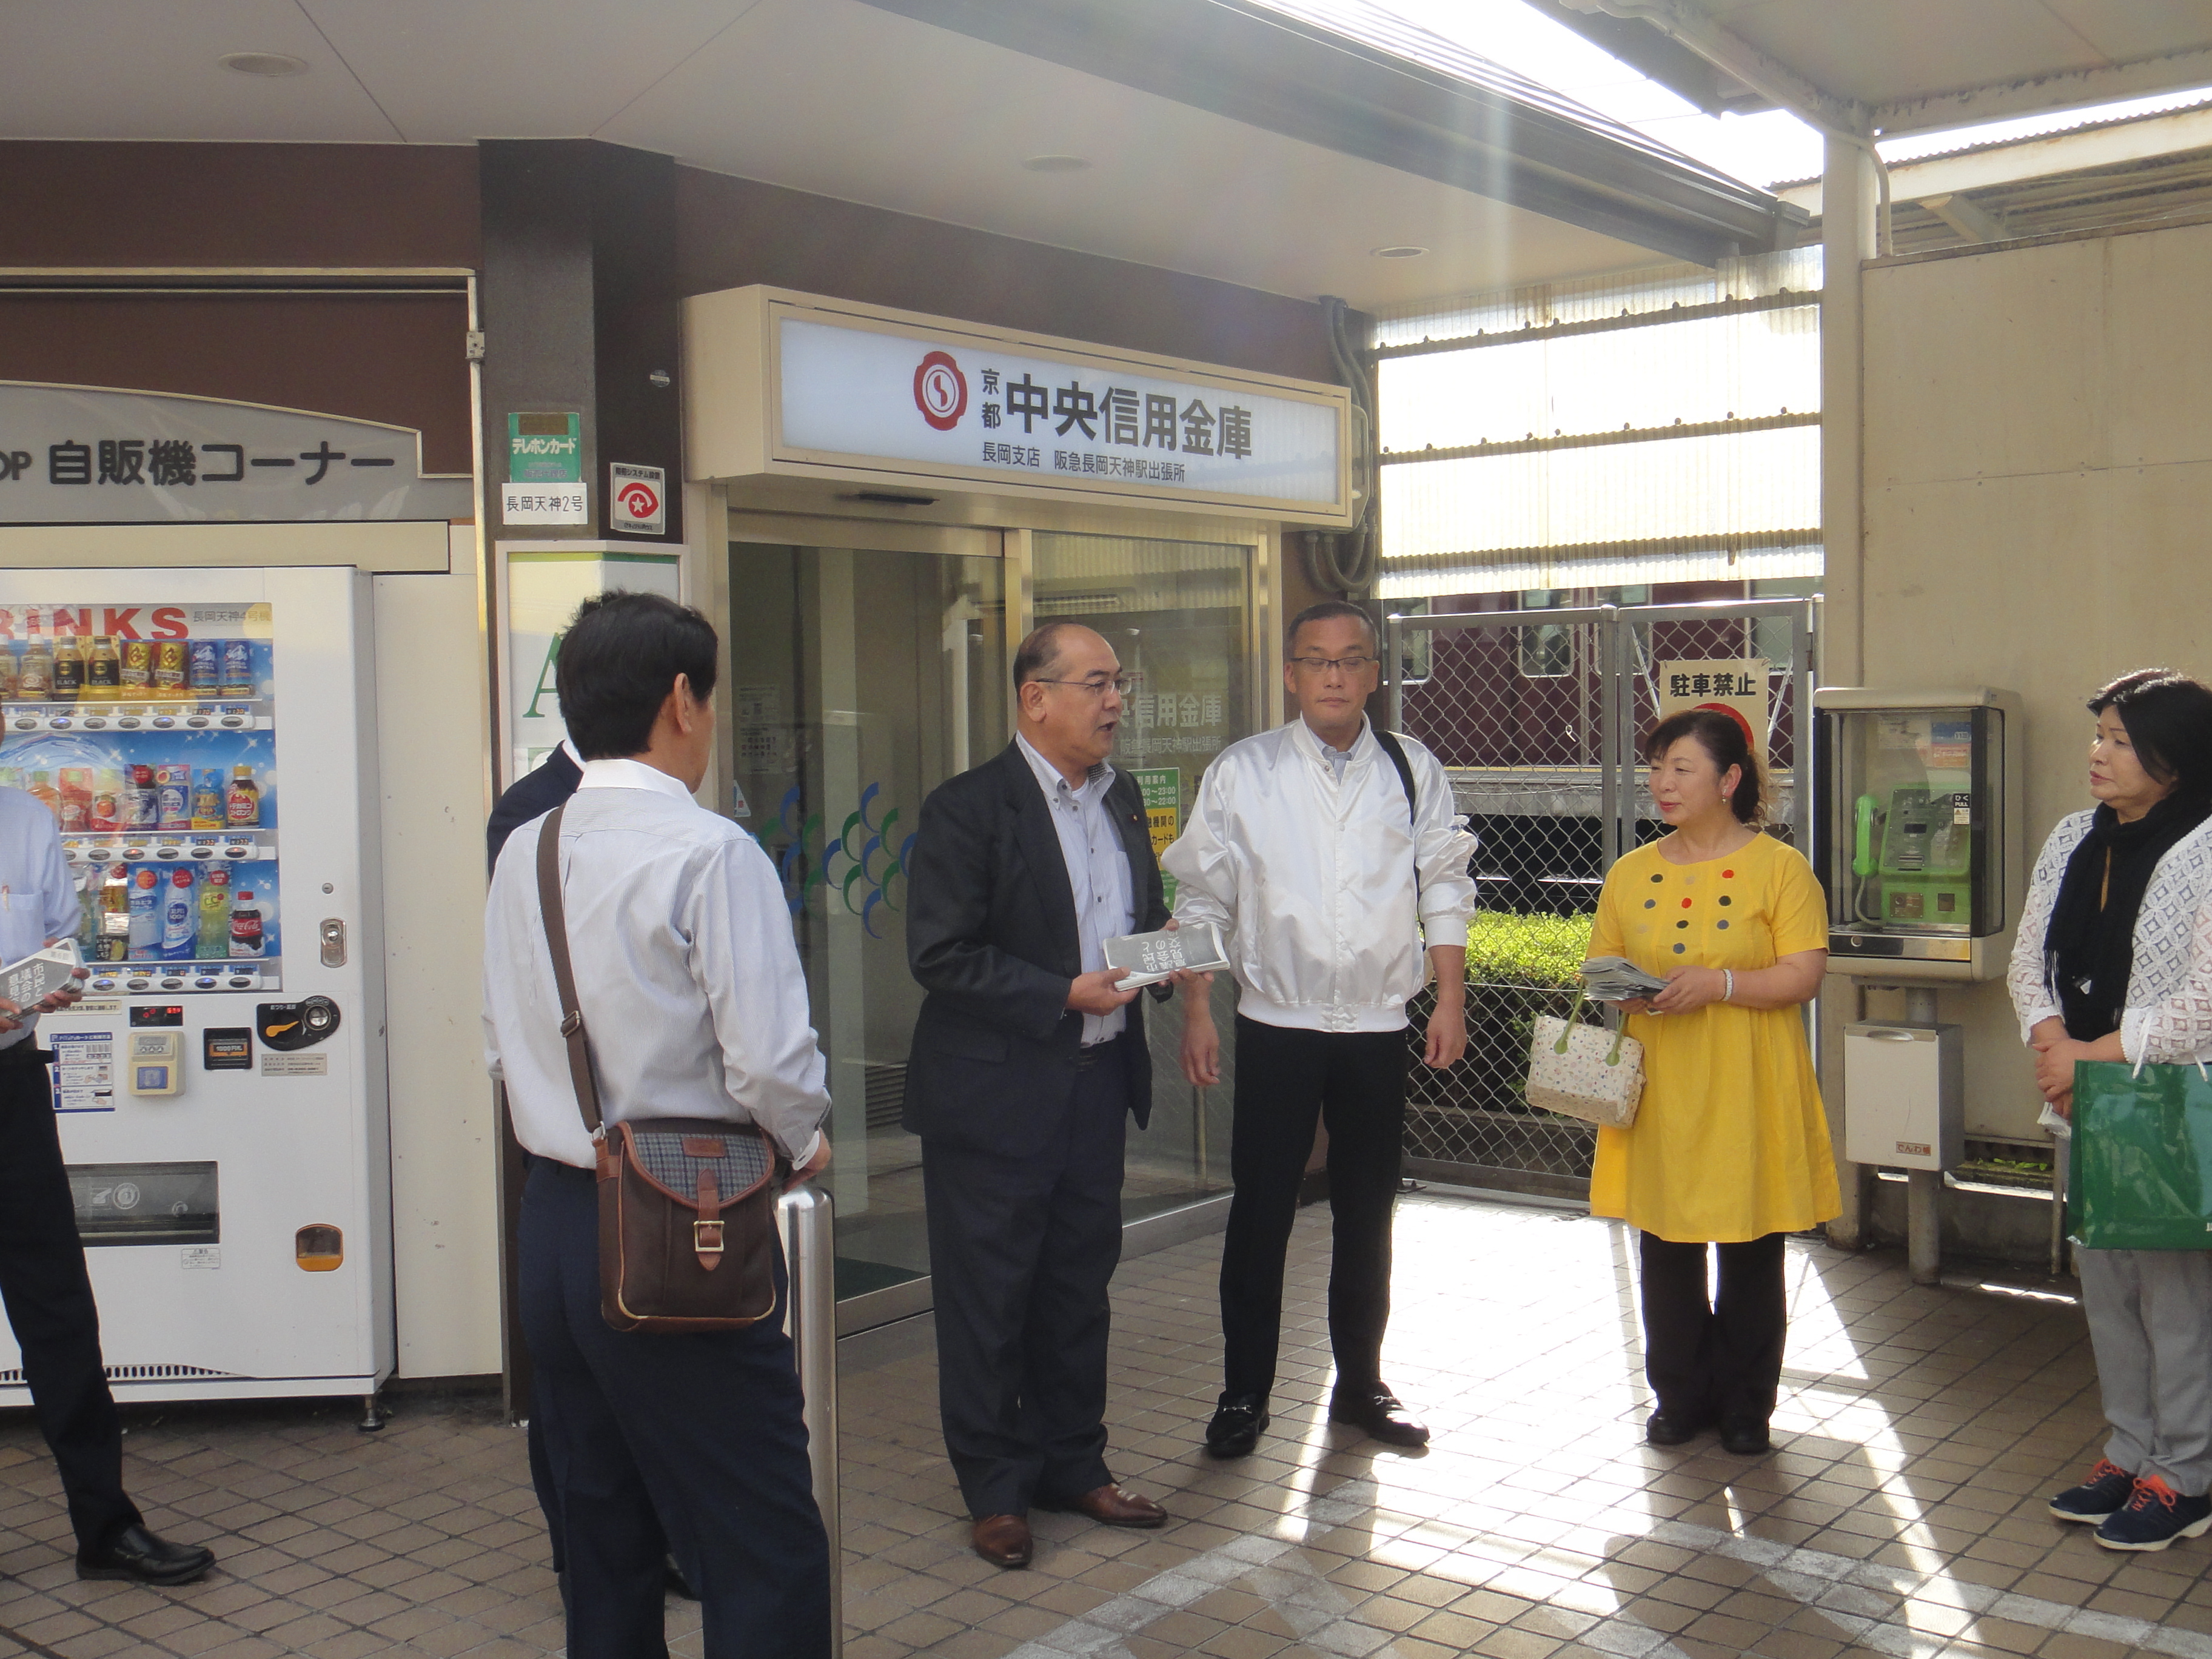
xmin=535 ymin=801 xmax=785 ymax=1333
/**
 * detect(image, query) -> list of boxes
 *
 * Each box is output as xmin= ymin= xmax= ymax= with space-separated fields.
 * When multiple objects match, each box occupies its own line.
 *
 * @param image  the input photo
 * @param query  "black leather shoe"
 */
xmin=1720 ymin=1417 xmax=1772 ymax=1456
xmin=1204 ymin=1395 xmax=1269 ymax=1458
xmin=1644 ymin=1409 xmax=1704 ymax=1447
xmin=1328 ymin=1386 xmax=1430 ymax=1448
xmin=77 ymin=1524 xmax=215 ymax=1586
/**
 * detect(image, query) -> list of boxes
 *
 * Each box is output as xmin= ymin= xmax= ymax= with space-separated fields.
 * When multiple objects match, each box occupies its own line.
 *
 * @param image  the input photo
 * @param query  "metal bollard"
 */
xmin=778 ymin=1185 xmax=840 ymax=1655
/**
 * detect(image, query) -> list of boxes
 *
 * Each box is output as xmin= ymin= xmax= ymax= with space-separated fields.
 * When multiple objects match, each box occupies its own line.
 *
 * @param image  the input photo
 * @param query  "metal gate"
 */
xmin=1384 ymin=597 xmax=1818 ymax=1196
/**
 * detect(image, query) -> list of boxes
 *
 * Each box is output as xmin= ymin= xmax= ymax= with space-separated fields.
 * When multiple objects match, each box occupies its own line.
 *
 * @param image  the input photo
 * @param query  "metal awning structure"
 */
xmin=1535 ymin=0 xmax=2212 ymax=139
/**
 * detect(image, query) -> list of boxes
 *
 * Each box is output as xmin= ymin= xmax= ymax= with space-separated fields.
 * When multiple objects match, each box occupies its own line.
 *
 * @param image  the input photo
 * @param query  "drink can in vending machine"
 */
xmin=186 ymin=640 xmax=218 ymax=695
xmin=153 ymin=640 xmax=188 ymax=694
xmin=125 ymin=765 xmax=156 ymax=830
xmin=220 ymin=640 xmax=255 ymax=699
xmin=119 ymin=638 xmax=152 ymax=695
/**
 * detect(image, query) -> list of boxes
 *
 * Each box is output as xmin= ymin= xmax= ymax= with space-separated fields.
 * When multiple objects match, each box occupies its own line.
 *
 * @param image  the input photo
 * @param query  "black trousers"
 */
xmin=1219 ymin=1016 xmax=1410 ymax=1403
xmin=518 ymin=1159 xmax=830 ymax=1659
xmin=1638 ymin=1230 xmax=1789 ymax=1425
xmin=921 ymin=1035 xmax=1128 ymax=1519
xmin=0 ymin=1057 xmax=139 ymax=1553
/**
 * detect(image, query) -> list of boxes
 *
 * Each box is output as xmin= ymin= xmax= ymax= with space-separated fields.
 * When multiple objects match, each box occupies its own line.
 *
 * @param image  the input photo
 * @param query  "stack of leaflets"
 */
xmin=1579 ymin=955 xmax=1670 ymax=1001
xmin=1104 ymin=922 xmax=1232 ymax=989
xmin=0 ymin=939 xmax=82 ymax=1010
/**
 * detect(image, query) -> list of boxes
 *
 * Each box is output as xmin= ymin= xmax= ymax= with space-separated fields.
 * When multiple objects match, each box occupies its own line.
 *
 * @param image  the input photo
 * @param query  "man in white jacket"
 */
xmin=1165 ymin=600 xmax=1478 ymax=1458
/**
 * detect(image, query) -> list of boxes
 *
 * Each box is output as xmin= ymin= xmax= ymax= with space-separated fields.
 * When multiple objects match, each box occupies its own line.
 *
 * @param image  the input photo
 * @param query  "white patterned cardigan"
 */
xmin=2007 ymin=809 xmax=2212 ymax=1065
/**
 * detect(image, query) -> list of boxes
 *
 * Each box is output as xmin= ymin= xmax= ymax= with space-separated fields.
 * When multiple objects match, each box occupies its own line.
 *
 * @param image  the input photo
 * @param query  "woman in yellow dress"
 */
xmin=1584 ymin=708 xmax=1837 ymax=1455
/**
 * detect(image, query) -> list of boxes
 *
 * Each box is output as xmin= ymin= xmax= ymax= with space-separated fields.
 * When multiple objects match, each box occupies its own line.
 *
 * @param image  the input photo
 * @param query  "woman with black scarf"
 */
xmin=2009 ymin=668 xmax=2212 ymax=1553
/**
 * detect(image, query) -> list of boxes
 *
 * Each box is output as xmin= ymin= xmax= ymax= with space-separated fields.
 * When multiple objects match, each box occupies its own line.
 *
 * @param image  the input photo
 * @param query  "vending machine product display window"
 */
xmin=0 ymin=601 xmax=282 ymax=994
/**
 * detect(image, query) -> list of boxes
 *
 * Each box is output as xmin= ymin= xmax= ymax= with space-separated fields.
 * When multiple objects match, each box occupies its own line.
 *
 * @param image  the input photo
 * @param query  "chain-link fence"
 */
xmin=1386 ymin=599 xmax=1817 ymax=1196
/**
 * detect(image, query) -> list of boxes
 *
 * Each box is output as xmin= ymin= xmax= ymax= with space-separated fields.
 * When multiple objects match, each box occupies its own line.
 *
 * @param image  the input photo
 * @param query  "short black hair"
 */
xmin=2089 ymin=669 xmax=2212 ymax=804
xmin=1643 ymin=708 xmax=1765 ymax=826
xmin=1012 ymin=620 xmax=1085 ymax=690
xmin=1285 ymin=600 xmax=1377 ymax=657
xmin=555 ymin=590 xmax=719 ymax=760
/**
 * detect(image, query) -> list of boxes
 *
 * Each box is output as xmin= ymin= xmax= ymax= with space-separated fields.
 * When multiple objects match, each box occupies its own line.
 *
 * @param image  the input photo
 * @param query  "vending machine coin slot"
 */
xmin=257 ymin=996 xmax=338 ymax=1051
xmin=318 ymin=918 xmax=346 ymax=968
xmin=127 ymin=1031 xmax=183 ymax=1097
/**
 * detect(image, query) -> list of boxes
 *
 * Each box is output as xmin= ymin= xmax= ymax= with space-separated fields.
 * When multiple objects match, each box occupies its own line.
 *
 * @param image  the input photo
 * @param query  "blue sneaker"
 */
xmin=2094 ymin=1475 xmax=2212 ymax=1551
xmin=2049 ymin=1458 xmax=2136 ymax=1523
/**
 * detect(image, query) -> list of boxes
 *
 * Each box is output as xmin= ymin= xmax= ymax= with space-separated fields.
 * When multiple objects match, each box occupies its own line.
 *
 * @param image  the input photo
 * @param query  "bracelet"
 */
xmin=1722 ymin=970 xmax=1735 ymax=1003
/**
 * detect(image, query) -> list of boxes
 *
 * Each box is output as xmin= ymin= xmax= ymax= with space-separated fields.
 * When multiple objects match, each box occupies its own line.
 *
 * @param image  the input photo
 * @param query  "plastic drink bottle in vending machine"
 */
xmin=229 ymin=891 xmax=263 ymax=958
xmin=196 ymin=865 xmax=231 ymax=960
xmin=88 ymin=770 xmax=121 ymax=834
xmin=128 ymin=866 xmax=162 ymax=959
xmin=220 ymin=640 xmax=255 ymax=699
xmin=118 ymin=638 xmax=151 ymax=697
xmin=56 ymin=767 xmax=90 ymax=834
xmin=224 ymin=765 xmax=259 ymax=831
xmin=85 ymin=637 xmax=119 ymax=701
xmin=98 ymin=863 xmax=130 ymax=962
xmin=18 ymin=620 xmax=50 ymax=702
xmin=49 ymin=635 xmax=81 ymax=702
xmin=0 ymin=645 xmax=18 ymax=703
xmin=26 ymin=771 xmax=58 ymax=818
xmin=191 ymin=769 xmax=224 ymax=833
xmin=162 ymin=866 xmax=195 ymax=959
xmin=155 ymin=763 xmax=190 ymax=833
xmin=125 ymin=765 xmax=156 ymax=831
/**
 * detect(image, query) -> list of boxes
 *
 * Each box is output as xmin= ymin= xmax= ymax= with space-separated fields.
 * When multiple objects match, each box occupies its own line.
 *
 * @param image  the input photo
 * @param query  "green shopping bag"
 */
xmin=2068 ymin=1059 xmax=2212 ymax=1250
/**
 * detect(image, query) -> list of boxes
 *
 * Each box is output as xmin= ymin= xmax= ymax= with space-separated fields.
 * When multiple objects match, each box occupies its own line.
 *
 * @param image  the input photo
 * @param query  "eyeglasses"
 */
xmin=1033 ymin=673 xmax=1134 ymax=698
xmin=1290 ymin=654 xmax=1376 ymax=675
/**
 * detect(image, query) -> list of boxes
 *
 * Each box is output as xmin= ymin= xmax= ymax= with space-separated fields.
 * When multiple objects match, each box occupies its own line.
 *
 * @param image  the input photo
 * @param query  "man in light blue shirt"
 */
xmin=0 ymin=787 xmax=214 ymax=1586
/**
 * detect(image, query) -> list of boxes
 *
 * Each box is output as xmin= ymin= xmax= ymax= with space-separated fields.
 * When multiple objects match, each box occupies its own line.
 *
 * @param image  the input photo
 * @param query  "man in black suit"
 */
xmin=487 ymin=740 xmax=583 ymax=868
xmin=904 ymin=622 xmax=1180 ymax=1569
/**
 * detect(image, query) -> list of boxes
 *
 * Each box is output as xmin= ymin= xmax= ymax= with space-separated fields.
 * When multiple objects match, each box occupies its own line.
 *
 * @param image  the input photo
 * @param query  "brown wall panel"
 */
xmin=0 ymin=295 xmax=472 ymax=474
xmin=0 ymin=142 xmax=479 ymax=270
xmin=674 ymin=166 xmax=1336 ymax=384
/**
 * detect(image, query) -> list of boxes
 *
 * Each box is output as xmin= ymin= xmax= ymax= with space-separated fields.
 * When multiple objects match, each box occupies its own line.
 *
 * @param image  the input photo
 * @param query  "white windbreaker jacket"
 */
xmin=1161 ymin=717 xmax=1478 ymax=1033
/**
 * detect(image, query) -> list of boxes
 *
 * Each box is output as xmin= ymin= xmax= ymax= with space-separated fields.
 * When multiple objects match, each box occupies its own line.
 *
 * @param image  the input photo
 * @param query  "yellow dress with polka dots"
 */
xmin=1585 ymin=831 xmax=1840 ymax=1244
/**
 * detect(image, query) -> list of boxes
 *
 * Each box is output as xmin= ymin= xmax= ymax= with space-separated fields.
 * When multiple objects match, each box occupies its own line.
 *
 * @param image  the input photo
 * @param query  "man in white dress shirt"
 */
xmin=1165 ymin=600 xmax=1478 ymax=1460
xmin=483 ymin=591 xmax=833 ymax=1658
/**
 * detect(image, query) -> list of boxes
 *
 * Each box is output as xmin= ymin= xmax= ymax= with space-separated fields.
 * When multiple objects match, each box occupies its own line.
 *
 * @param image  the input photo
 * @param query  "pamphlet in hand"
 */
xmin=1104 ymin=922 xmax=1232 ymax=989
xmin=0 ymin=938 xmax=83 ymax=1011
xmin=1579 ymin=955 xmax=1671 ymax=1002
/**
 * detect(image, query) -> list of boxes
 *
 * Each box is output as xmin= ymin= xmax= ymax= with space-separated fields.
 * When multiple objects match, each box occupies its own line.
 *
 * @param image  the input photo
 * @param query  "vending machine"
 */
xmin=0 ymin=567 xmax=390 ymax=1409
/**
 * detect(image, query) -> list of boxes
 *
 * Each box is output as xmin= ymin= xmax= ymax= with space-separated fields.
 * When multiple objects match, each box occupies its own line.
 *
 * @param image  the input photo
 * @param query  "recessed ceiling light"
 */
xmin=220 ymin=52 xmax=309 ymax=77
xmin=1372 ymin=245 xmax=1429 ymax=259
xmin=1021 ymin=153 xmax=1091 ymax=173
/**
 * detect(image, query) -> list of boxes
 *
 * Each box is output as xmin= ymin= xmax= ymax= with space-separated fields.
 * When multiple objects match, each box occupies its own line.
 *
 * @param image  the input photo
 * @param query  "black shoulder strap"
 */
xmin=1373 ymin=728 xmax=1422 ymax=907
xmin=1374 ymin=728 xmax=1417 ymax=824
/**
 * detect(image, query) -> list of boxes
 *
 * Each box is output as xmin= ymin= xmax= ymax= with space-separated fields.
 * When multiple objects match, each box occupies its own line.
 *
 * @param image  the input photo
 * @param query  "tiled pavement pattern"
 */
xmin=0 ymin=1189 xmax=2195 ymax=1658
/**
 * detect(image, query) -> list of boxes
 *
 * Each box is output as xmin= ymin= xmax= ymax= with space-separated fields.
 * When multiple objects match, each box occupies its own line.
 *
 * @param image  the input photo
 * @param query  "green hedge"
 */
xmin=1460 ymin=911 xmax=1595 ymax=990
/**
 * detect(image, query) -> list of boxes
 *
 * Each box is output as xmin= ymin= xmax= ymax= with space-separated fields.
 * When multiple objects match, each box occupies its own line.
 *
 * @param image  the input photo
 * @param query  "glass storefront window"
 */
xmin=1031 ymin=532 xmax=1253 ymax=1224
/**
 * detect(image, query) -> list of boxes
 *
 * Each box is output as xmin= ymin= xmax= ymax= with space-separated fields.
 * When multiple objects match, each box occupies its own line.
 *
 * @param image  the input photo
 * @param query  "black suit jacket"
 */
xmin=486 ymin=746 xmax=583 ymax=875
xmin=902 ymin=742 xmax=1169 ymax=1158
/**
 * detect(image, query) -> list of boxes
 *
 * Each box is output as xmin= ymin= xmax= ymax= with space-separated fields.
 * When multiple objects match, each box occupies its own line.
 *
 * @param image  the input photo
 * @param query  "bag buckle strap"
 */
xmin=560 ymin=1010 xmax=584 ymax=1038
xmin=692 ymin=1218 xmax=726 ymax=1267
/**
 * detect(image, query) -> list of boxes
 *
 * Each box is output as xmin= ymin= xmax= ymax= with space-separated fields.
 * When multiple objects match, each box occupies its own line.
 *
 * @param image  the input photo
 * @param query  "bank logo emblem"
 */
xmin=913 ymin=350 xmax=968 ymax=431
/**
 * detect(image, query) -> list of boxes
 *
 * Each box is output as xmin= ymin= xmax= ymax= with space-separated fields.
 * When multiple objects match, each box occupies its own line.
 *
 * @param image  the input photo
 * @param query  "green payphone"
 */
xmin=1815 ymin=688 xmax=2024 ymax=982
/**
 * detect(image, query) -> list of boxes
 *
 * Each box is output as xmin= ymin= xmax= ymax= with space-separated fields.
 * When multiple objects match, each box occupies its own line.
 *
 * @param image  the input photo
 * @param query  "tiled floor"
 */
xmin=0 ymin=1189 xmax=2195 ymax=1658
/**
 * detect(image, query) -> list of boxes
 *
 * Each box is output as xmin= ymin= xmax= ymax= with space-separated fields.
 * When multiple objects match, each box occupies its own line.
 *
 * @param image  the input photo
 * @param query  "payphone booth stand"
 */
xmin=1812 ymin=687 xmax=2026 ymax=1282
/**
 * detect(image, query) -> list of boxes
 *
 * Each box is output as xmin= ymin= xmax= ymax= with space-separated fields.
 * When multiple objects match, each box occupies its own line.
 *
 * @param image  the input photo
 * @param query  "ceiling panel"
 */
xmin=1716 ymin=0 xmax=2109 ymax=105
xmin=592 ymin=0 xmax=1660 ymax=306
xmin=300 ymin=0 xmax=757 ymax=143
xmin=0 ymin=0 xmax=400 ymax=142
xmin=0 ymin=0 xmax=1676 ymax=306
xmin=2048 ymin=0 xmax=2212 ymax=64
